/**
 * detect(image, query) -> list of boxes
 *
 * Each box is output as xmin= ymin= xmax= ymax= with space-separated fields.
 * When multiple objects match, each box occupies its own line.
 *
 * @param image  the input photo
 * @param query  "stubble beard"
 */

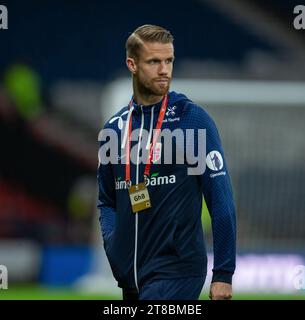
xmin=136 ymin=76 xmax=171 ymax=98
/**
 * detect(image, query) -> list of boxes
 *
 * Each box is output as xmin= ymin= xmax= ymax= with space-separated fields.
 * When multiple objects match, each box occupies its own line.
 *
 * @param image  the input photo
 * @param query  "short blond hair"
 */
xmin=126 ymin=24 xmax=174 ymax=59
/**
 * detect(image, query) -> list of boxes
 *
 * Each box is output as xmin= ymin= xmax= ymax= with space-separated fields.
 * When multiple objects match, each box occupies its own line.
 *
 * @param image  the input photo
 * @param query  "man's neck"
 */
xmin=133 ymin=93 xmax=163 ymax=106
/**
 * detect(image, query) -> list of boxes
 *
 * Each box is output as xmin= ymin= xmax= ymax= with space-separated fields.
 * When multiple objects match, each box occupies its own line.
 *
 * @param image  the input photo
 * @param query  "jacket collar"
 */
xmin=131 ymin=94 xmax=170 ymax=114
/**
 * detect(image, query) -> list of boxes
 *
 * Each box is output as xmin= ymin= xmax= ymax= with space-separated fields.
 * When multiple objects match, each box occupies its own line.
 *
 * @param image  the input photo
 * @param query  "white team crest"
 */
xmin=152 ymin=142 xmax=162 ymax=163
xmin=206 ymin=151 xmax=224 ymax=171
xmin=166 ymin=105 xmax=176 ymax=117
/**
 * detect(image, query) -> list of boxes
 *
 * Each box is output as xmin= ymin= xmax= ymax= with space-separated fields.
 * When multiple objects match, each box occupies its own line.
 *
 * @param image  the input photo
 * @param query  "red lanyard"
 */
xmin=125 ymin=94 xmax=168 ymax=182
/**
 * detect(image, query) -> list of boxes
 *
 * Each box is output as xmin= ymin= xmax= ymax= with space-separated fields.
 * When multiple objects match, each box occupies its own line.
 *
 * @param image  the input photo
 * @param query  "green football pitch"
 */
xmin=0 ymin=285 xmax=304 ymax=300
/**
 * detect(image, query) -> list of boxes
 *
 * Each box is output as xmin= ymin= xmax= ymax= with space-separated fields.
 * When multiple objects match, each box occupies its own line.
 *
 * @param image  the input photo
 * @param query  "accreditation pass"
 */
xmin=128 ymin=182 xmax=151 ymax=213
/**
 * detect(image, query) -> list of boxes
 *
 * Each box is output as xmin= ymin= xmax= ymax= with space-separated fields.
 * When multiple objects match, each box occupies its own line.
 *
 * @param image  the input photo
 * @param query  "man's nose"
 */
xmin=158 ymin=61 xmax=168 ymax=75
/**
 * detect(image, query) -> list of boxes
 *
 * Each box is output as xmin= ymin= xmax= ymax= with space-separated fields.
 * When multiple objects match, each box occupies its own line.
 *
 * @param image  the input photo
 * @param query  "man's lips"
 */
xmin=155 ymin=79 xmax=170 ymax=84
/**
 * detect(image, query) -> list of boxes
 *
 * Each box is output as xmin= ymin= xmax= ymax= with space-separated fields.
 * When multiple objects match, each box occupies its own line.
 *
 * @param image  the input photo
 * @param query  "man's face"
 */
xmin=128 ymin=41 xmax=174 ymax=97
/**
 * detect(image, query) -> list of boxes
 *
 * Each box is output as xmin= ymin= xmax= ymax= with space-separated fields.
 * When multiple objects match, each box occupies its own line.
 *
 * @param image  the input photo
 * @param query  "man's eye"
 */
xmin=149 ymin=60 xmax=158 ymax=64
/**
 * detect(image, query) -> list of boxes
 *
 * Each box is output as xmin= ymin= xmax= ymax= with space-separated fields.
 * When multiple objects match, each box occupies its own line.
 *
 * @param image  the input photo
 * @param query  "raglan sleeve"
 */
xmin=200 ymin=110 xmax=236 ymax=284
xmin=97 ymin=125 xmax=117 ymax=253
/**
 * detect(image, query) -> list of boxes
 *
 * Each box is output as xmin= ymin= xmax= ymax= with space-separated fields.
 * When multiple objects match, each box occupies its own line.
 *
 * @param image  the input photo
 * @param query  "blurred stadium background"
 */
xmin=0 ymin=0 xmax=305 ymax=299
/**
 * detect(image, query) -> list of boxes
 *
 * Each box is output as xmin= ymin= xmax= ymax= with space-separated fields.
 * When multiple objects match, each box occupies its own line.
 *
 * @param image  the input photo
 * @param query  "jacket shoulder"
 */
xmin=103 ymin=106 xmax=129 ymax=130
xmin=183 ymin=101 xmax=218 ymax=131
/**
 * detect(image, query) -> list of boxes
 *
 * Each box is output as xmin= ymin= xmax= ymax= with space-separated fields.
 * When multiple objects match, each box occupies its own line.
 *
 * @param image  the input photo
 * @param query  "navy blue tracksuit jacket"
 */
xmin=97 ymin=91 xmax=236 ymax=290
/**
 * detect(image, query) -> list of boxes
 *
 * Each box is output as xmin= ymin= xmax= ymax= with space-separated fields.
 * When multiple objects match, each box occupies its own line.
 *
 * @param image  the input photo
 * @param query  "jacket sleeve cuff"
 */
xmin=212 ymin=270 xmax=234 ymax=284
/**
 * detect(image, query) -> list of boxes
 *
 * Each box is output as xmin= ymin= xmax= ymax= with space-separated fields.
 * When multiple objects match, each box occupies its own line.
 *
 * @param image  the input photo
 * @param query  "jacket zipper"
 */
xmin=134 ymin=106 xmax=144 ymax=292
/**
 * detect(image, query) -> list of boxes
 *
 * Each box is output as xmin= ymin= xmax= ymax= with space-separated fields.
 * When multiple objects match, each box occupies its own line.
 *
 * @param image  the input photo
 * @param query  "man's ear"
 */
xmin=126 ymin=57 xmax=137 ymax=74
